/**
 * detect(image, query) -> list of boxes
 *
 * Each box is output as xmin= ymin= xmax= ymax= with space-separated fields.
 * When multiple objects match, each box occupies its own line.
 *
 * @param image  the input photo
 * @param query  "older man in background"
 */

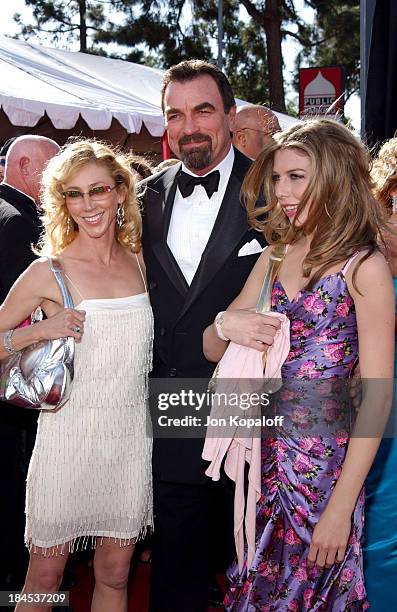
xmin=0 ymin=136 xmax=60 ymax=297
xmin=0 ymin=135 xmax=60 ymax=590
xmin=232 ymin=104 xmax=281 ymax=160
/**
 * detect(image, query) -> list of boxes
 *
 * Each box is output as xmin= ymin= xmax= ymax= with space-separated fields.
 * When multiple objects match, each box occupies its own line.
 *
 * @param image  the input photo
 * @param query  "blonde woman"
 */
xmin=0 ymin=140 xmax=153 ymax=612
xmin=203 ymin=119 xmax=395 ymax=610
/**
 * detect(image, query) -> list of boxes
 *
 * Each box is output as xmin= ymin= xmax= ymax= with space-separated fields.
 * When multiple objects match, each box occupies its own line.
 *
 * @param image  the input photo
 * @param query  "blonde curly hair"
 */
xmin=36 ymin=139 xmax=142 ymax=256
xmin=371 ymin=137 xmax=397 ymax=212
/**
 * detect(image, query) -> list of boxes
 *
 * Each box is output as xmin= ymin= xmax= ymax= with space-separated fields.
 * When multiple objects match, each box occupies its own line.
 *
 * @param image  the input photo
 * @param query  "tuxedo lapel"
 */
xmin=145 ymin=164 xmax=189 ymax=296
xmin=177 ymin=149 xmax=251 ymax=320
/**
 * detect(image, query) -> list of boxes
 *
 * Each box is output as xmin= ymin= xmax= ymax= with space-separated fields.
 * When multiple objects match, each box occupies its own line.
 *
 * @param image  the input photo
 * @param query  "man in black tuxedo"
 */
xmin=140 ymin=60 xmax=279 ymax=611
xmin=0 ymin=135 xmax=60 ymax=589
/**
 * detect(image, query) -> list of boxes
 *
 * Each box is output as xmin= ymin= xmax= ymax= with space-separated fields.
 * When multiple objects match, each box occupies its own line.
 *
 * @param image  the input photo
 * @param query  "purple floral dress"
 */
xmin=225 ymin=263 xmax=370 ymax=611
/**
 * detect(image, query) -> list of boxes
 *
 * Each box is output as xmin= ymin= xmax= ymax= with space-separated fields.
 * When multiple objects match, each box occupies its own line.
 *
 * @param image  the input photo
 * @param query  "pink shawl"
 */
xmin=202 ymin=312 xmax=290 ymax=570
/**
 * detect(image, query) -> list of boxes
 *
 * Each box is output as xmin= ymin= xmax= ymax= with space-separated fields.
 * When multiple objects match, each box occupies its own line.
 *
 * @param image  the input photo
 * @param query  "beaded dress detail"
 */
xmin=25 ymin=290 xmax=153 ymax=552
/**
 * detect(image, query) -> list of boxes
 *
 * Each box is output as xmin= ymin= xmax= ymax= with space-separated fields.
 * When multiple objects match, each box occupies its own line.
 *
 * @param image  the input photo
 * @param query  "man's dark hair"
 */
xmin=161 ymin=60 xmax=235 ymax=114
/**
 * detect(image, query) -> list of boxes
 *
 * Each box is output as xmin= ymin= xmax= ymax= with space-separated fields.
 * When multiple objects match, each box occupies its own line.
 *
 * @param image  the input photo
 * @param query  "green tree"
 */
xmin=95 ymin=0 xmax=314 ymax=111
xmin=95 ymin=1 xmax=275 ymax=105
xmin=14 ymin=0 xmax=110 ymax=53
xmin=297 ymin=0 xmax=360 ymax=101
xmin=14 ymin=0 xmax=360 ymax=110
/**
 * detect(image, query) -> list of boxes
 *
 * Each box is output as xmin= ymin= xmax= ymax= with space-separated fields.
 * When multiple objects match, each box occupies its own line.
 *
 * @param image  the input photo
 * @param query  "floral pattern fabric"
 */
xmin=225 ymin=270 xmax=370 ymax=611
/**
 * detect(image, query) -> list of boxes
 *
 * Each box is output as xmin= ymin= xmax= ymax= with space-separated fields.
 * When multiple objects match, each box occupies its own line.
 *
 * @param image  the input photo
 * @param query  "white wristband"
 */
xmin=214 ymin=311 xmax=229 ymax=342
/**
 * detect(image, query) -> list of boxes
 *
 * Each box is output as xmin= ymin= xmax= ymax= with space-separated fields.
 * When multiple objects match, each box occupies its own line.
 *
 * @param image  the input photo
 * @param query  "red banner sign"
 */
xmin=299 ymin=66 xmax=345 ymax=119
xmin=161 ymin=132 xmax=171 ymax=160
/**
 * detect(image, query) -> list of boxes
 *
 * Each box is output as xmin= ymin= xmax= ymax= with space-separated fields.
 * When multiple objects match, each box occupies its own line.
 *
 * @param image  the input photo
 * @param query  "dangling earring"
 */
xmin=392 ymin=195 xmax=397 ymax=214
xmin=324 ymin=202 xmax=332 ymax=219
xmin=66 ymin=216 xmax=71 ymax=235
xmin=116 ymin=203 xmax=125 ymax=227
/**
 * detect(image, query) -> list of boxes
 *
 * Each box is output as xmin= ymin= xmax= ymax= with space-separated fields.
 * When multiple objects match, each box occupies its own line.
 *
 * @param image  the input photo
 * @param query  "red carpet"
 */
xmin=69 ymin=559 xmax=224 ymax=611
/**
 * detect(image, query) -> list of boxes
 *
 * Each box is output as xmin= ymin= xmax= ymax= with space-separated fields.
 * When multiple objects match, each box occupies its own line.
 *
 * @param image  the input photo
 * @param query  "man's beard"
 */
xmin=178 ymin=134 xmax=213 ymax=170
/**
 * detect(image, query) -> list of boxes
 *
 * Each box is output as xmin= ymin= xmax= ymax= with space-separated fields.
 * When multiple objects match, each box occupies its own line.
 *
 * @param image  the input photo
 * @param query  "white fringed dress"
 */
xmin=25 ymin=292 xmax=153 ymax=552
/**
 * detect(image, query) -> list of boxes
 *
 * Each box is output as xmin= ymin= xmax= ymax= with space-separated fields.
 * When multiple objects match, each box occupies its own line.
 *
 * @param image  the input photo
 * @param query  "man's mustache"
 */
xmin=178 ymin=134 xmax=212 ymax=147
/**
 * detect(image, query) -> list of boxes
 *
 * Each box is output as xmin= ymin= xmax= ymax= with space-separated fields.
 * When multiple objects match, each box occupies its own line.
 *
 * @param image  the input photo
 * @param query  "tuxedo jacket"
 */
xmin=141 ymin=148 xmax=267 ymax=484
xmin=0 ymin=183 xmax=41 ymax=303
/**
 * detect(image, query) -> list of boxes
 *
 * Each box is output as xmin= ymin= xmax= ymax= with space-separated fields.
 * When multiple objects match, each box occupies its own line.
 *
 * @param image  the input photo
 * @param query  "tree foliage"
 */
xmin=14 ymin=0 xmax=109 ymax=52
xmin=297 ymin=0 xmax=360 ymax=101
xmin=94 ymin=0 xmax=313 ymax=110
xmin=14 ymin=0 xmax=360 ymax=110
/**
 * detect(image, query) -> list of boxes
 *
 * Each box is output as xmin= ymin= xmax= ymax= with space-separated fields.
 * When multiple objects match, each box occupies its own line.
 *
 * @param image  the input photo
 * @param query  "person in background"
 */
xmin=0 ymin=135 xmax=60 ymax=590
xmin=232 ymin=104 xmax=281 ymax=160
xmin=0 ymin=137 xmax=17 ymax=181
xmin=204 ymin=119 xmax=394 ymax=610
xmin=0 ymin=139 xmax=153 ymax=612
xmin=363 ymin=136 xmax=397 ymax=611
xmin=139 ymin=59 xmax=279 ymax=611
xmin=0 ymin=136 xmax=60 ymax=296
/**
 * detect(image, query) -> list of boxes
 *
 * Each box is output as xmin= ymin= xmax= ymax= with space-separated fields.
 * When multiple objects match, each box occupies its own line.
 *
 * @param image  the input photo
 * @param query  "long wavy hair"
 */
xmin=242 ymin=118 xmax=387 ymax=290
xmin=36 ymin=139 xmax=142 ymax=256
xmin=371 ymin=137 xmax=397 ymax=212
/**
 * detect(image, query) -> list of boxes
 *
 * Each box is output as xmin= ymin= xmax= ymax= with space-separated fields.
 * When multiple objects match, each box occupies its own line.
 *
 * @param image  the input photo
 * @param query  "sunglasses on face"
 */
xmin=62 ymin=184 xmax=117 ymax=201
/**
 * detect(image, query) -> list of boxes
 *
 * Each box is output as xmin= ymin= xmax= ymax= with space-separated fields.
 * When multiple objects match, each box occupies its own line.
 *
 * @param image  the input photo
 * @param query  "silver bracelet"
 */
xmin=3 ymin=329 xmax=18 ymax=354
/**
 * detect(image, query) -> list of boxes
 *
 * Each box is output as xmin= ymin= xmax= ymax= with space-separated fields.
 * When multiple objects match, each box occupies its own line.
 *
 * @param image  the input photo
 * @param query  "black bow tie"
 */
xmin=177 ymin=170 xmax=220 ymax=199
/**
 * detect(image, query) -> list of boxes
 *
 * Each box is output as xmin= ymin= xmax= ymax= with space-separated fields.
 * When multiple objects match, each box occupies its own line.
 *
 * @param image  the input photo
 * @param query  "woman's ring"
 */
xmin=73 ymin=326 xmax=81 ymax=333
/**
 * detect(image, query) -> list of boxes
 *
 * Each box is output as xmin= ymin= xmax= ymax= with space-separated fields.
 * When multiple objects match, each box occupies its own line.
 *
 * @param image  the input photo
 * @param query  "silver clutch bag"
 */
xmin=0 ymin=258 xmax=75 ymax=411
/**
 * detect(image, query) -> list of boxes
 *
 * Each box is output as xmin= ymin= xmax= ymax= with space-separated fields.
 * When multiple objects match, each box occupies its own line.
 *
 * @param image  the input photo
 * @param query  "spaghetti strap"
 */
xmin=341 ymin=251 xmax=361 ymax=276
xmin=63 ymin=273 xmax=85 ymax=302
xmin=135 ymin=253 xmax=148 ymax=293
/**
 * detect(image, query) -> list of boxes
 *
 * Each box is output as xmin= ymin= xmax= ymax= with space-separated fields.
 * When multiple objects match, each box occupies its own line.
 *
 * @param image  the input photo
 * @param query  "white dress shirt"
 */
xmin=167 ymin=146 xmax=235 ymax=285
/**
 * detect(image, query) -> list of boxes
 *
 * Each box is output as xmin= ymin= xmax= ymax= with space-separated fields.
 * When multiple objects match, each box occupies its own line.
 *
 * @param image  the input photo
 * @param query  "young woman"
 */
xmin=203 ymin=119 xmax=395 ymax=610
xmin=0 ymin=140 xmax=153 ymax=612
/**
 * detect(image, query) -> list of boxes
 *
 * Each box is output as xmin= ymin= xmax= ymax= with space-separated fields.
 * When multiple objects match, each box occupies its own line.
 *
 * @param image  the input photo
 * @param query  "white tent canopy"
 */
xmin=0 ymin=36 xmax=295 ymax=140
xmin=0 ymin=35 xmax=166 ymax=136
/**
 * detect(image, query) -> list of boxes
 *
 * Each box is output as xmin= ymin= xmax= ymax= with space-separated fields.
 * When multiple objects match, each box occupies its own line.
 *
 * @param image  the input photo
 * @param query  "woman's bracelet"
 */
xmin=214 ymin=311 xmax=230 ymax=342
xmin=3 ymin=329 xmax=18 ymax=354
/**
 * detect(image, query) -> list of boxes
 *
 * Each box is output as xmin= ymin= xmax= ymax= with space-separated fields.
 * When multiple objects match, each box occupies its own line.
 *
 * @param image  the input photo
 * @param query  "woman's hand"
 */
xmin=307 ymin=506 xmax=352 ymax=568
xmin=221 ymin=309 xmax=281 ymax=351
xmin=36 ymin=309 xmax=86 ymax=343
